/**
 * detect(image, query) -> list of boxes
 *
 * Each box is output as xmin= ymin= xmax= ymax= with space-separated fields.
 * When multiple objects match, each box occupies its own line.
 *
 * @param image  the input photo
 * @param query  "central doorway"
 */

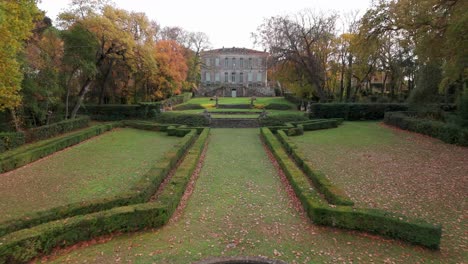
xmin=231 ymin=88 xmax=237 ymax=97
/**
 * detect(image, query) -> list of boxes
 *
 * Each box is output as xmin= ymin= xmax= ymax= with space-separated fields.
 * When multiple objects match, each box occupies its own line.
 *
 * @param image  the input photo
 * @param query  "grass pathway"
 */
xmin=47 ymin=128 xmax=450 ymax=263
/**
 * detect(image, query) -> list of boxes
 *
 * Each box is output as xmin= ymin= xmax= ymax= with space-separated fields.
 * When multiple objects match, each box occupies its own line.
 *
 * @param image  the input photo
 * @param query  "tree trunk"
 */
xmin=382 ymin=72 xmax=388 ymax=95
xmin=70 ymin=79 xmax=93 ymax=119
xmin=345 ymin=55 xmax=353 ymax=102
xmin=98 ymin=60 xmax=114 ymax=105
xmin=9 ymin=108 xmax=21 ymax=132
xmin=64 ymin=68 xmax=77 ymax=120
xmin=339 ymin=57 xmax=345 ymax=102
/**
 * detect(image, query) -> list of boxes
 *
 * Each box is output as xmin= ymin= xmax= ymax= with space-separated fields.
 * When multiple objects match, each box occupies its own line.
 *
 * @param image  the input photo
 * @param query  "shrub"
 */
xmin=154 ymin=112 xmax=209 ymax=126
xmin=259 ymin=114 xmax=308 ymax=126
xmin=299 ymin=120 xmax=338 ymax=131
xmin=309 ymin=103 xmax=408 ymax=120
xmin=287 ymin=125 xmax=304 ymax=136
xmin=0 ymin=132 xmax=25 ymax=153
xmin=80 ymin=105 xmax=143 ymax=121
xmin=384 ymin=112 xmax=468 ymax=146
xmin=0 ymin=128 xmax=209 ymax=263
xmin=261 ymin=127 xmax=441 ymax=249
xmin=26 ymin=116 xmax=90 ymax=142
xmin=265 ymin=103 xmax=293 ymax=110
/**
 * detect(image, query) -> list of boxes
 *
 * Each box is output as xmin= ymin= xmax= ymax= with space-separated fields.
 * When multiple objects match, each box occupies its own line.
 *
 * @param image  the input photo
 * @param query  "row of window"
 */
xmin=204 ymin=71 xmax=263 ymax=83
xmin=205 ymin=57 xmax=264 ymax=69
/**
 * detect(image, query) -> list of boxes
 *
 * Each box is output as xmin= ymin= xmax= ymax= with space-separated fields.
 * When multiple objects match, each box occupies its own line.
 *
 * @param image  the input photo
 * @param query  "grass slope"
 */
xmin=46 ymin=128 xmax=458 ymax=263
xmin=0 ymin=128 xmax=181 ymax=222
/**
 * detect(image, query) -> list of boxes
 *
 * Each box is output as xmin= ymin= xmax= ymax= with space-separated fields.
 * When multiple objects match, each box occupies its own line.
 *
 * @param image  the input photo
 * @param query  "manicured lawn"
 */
xmin=45 ymin=128 xmax=463 ymax=263
xmin=291 ymin=121 xmax=468 ymax=262
xmin=0 ymin=128 xmax=181 ymax=222
xmin=178 ymin=96 xmax=295 ymax=107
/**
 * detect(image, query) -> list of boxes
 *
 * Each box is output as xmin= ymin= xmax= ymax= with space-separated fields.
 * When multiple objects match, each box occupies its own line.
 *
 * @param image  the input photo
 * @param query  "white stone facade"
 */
xmin=198 ymin=47 xmax=274 ymax=97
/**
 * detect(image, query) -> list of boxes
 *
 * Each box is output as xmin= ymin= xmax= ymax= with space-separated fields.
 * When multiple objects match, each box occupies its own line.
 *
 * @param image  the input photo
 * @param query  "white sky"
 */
xmin=38 ymin=0 xmax=371 ymax=49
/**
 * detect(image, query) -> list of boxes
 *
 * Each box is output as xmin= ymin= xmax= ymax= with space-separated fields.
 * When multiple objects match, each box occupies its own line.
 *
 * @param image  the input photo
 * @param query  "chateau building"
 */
xmin=197 ymin=47 xmax=274 ymax=97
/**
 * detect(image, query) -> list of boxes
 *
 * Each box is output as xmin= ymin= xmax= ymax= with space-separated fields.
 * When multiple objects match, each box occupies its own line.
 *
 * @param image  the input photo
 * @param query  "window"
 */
xmin=224 ymin=58 xmax=229 ymax=68
xmin=248 ymin=58 xmax=252 ymax=68
xmin=215 ymin=72 xmax=220 ymax=82
xmin=206 ymin=58 xmax=211 ymax=66
xmin=239 ymin=72 xmax=243 ymax=83
xmin=240 ymin=58 xmax=244 ymax=68
xmin=231 ymin=72 xmax=236 ymax=83
xmin=257 ymin=71 xmax=262 ymax=82
xmin=248 ymin=72 xmax=253 ymax=82
xmin=205 ymin=72 xmax=211 ymax=82
xmin=215 ymin=58 xmax=219 ymax=66
xmin=258 ymin=58 xmax=262 ymax=67
xmin=232 ymin=58 xmax=236 ymax=69
xmin=224 ymin=72 xmax=228 ymax=82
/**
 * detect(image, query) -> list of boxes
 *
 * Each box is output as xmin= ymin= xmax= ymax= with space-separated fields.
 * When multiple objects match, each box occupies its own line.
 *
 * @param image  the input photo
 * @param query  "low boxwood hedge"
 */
xmin=384 ymin=112 xmax=468 ymax=146
xmin=0 ymin=132 xmax=25 ymax=153
xmin=276 ymin=130 xmax=353 ymax=206
xmin=26 ymin=116 xmax=90 ymax=142
xmin=0 ymin=126 xmax=198 ymax=237
xmin=173 ymin=103 xmax=205 ymax=111
xmin=264 ymin=103 xmax=293 ymax=110
xmin=0 ymin=128 xmax=209 ymax=263
xmin=0 ymin=123 xmax=118 ymax=173
xmin=261 ymin=127 xmax=441 ymax=249
xmin=259 ymin=114 xmax=308 ymax=126
xmin=309 ymin=103 xmax=408 ymax=120
xmin=154 ymin=112 xmax=209 ymax=127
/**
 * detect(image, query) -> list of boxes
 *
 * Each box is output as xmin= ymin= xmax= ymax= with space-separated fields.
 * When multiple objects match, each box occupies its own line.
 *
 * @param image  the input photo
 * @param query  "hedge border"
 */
xmin=261 ymin=127 xmax=442 ymax=249
xmin=0 ymin=123 xmax=119 ymax=173
xmin=0 ymin=125 xmax=198 ymax=237
xmin=308 ymin=103 xmax=408 ymax=120
xmin=26 ymin=116 xmax=90 ymax=142
xmin=0 ymin=132 xmax=25 ymax=153
xmin=276 ymin=130 xmax=353 ymax=206
xmin=384 ymin=111 xmax=468 ymax=146
xmin=0 ymin=128 xmax=209 ymax=263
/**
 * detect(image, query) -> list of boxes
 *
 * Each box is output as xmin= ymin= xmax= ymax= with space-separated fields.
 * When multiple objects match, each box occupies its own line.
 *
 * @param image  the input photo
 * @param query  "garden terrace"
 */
xmin=289 ymin=122 xmax=467 ymax=259
xmin=0 ymin=128 xmax=182 ymax=223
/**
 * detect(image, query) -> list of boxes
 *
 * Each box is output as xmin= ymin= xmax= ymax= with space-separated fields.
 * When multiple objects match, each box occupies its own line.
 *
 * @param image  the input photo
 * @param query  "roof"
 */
xmin=201 ymin=47 xmax=268 ymax=56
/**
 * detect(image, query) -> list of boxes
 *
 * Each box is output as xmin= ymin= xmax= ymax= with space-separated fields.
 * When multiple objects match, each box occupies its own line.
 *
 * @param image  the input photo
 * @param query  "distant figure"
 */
xmin=306 ymin=101 xmax=311 ymax=113
xmin=215 ymin=95 xmax=219 ymax=107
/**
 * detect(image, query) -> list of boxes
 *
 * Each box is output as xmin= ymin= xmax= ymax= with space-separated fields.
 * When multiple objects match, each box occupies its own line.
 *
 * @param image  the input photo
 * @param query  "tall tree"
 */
xmin=0 ymin=0 xmax=42 ymax=130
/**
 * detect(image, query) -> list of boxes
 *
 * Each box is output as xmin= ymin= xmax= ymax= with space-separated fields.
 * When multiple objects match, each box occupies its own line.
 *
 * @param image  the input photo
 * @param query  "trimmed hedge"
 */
xmin=276 ymin=130 xmax=353 ymax=206
xmin=0 ymin=128 xmax=209 ymax=263
xmin=309 ymin=103 xmax=408 ymax=120
xmin=259 ymin=114 xmax=308 ymax=126
xmin=26 ymin=116 xmax=90 ymax=142
xmin=0 ymin=123 xmax=119 ymax=173
xmin=0 ymin=128 xmax=198 ymax=237
xmin=261 ymin=127 xmax=442 ymax=249
xmin=384 ymin=112 xmax=468 ymax=146
xmin=79 ymin=104 xmax=147 ymax=121
xmin=265 ymin=103 xmax=294 ymax=110
xmin=297 ymin=120 xmax=339 ymax=131
xmin=0 ymin=132 xmax=25 ymax=153
xmin=154 ymin=112 xmax=209 ymax=127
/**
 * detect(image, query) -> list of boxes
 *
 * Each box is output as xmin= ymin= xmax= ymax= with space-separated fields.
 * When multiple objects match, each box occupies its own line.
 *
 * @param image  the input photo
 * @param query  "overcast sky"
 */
xmin=38 ymin=0 xmax=371 ymax=49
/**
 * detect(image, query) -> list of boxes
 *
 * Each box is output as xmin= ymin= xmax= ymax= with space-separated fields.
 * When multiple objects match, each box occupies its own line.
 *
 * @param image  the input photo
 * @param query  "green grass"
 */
xmin=0 ymin=128 xmax=181 ymax=222
xmin=45 ymin=128 xmax=461 ymax=263
xmin=176 ymin=97 xmax=295 ymax=108
xmin=210 ymin=114 xmax=259 ymax=119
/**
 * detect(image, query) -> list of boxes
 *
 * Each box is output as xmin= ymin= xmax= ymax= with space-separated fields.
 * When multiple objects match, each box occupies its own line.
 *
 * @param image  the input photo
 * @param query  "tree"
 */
xmin=22 ymin=18 xmax=64 ymax=125
xmin=151 ymin=40 xmax=188 ymax=99
xmin=0 ymin=0 xmax=42 ymax=129
xmin=254 ymin=10 xmax=338 ymax=101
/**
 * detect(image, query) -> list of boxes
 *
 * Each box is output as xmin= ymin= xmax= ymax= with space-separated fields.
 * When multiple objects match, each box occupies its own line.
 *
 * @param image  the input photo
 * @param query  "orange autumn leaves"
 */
xmin=153 ymin=40 xmax=188 ymax=98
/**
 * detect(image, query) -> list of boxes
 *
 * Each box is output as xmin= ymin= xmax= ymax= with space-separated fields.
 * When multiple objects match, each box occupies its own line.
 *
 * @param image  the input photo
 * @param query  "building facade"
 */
xmin=197 ymin=47 xmax=274 ymax=97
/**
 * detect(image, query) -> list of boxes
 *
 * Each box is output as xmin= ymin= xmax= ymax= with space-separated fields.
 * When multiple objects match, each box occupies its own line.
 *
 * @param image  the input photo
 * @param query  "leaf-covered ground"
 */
xmin=292 ymin=121 xmax=468 ymax=262
xmin=42 ymin=128 xmax=464 ymax=263
xmin=0 ymin=128 xmax=181 ymax=222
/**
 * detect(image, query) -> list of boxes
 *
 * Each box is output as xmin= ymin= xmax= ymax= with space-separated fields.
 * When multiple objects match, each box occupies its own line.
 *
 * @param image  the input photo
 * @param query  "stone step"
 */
xmin=210 ymin=118 xmax=259 ymax=128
